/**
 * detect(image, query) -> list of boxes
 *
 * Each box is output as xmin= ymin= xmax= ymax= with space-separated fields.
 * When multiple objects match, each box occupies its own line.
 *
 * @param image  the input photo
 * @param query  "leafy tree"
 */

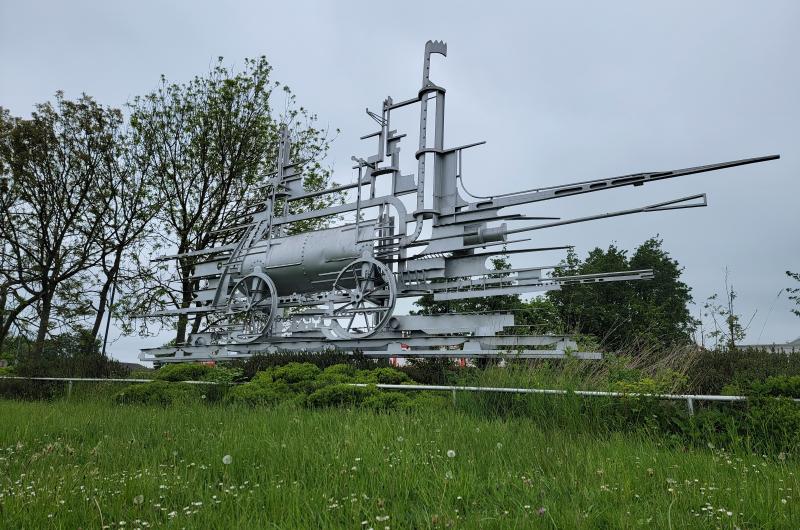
xmin=88 ymin=117 xmax=160 ymax=344
xmin=788 ymin=271 xmax=800 ymax=318
xmin=0 ymin=94 xmax=121 ymax=353
xmin=128 ymin=57 xmax=338 ymax=344
xmin=702 ymin=274 xmax=751 ymax=351
xmin=548 ymin=237 xmax=695 ymax=351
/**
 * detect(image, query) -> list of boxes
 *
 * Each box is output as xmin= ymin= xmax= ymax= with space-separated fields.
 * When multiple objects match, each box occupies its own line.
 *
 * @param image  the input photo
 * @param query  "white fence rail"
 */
xmin=2 ymin=376 xmax=797 ymax=416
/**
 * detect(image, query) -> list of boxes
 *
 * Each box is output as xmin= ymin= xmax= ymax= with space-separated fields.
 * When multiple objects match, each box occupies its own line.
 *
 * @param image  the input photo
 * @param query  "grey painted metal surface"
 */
xmin=138 ymin=41 xmax=778 ymax=364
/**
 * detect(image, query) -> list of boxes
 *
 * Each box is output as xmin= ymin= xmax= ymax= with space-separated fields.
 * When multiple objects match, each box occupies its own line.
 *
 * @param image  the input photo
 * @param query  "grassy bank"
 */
xmin=0 ymin=399 xmax=797 ymax=529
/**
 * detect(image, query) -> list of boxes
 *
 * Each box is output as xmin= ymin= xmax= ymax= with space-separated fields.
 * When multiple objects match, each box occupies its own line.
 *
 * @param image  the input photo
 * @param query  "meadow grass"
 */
xmin=0 ymin=397 xmax=798 ymax=529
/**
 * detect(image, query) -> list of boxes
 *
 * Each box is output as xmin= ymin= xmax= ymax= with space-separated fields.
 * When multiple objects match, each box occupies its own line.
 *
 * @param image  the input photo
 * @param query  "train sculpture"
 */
xmin=139 ymin=41 xmax=778 ymax=364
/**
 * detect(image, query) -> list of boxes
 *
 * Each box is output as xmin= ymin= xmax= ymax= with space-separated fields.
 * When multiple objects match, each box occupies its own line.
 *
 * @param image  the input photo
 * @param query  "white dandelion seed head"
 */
xmin=133 ymin=494 xmax=144 ymax=505
xmin=447 ymin=450 xmax=456 ymax=458
xmin=222 ymin=454 xmax=232 ymax=465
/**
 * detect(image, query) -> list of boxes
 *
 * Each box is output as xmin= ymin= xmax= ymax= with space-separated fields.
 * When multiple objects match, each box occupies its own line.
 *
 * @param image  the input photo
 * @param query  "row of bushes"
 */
xmin=108 ymin=360 xmax=800 ymax=453
xmin=114 ymin=362 xmax=442 ymax=412
xmin=5 ymin=347 xmax=800 ymax=454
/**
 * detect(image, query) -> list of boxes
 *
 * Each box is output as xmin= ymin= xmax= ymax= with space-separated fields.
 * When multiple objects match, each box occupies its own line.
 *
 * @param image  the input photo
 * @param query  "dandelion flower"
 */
xmin=133 ymin=494 xmax=144 ymax=505
xmin=222 ymin=455 xmax=232 ymax=465
xmin=446 ymin=450 xmax=456 ymax=458
xmin=376 ymin=515 xmax=390 ymax=522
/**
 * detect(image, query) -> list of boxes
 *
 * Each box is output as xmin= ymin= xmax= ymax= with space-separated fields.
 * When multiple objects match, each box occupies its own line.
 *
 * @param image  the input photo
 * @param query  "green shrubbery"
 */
xmin=114 ymin=381 xmax=200 ymax=406
xmin=749 ymin=375 xmax=800 ymax=398
xmin=152 ymin=363 xmax=215 ymax=382
xmin=226 ymin=380 xmax=288 ymax=406
xmin=688 ymin=347 xmax=800 ymax=394
xmin=306 ymin=384 xmax=374 ymax=408
xmin=7 ymin=330 xmax=129 ymax=378
xmin=223 ymin=362 xmax=416 ymax=412
xmin=6 ymin=347 xmax=800 ymax=454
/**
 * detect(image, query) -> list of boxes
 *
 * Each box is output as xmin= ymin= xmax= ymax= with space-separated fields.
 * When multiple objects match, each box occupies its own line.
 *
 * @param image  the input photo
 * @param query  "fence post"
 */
xmin=686 ymin=397 xmax=694 ymax=416
xmin=451 ymin=389 xmax=457 ymax=406
xmin=66 ymin=380 xmax=73 ymax=400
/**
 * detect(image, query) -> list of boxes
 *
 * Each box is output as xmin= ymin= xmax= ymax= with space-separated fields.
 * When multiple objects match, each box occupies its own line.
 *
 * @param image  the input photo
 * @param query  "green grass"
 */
xmin=0 ymin=398 xmax=798 ymax=529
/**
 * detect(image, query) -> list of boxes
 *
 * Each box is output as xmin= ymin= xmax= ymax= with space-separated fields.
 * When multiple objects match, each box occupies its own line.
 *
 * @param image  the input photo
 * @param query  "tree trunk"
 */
xmin=91 ymin=252 xmax=123 ymax=340
xmin=175 ymin=276 xmax=193 ymax=345
xmin=0 ymin=296 xmax=37 ymax=349
xmin=33 ymin=291 xmax=53 ymax=356
xmin=0 ymin=287 xmax=7 ymax=351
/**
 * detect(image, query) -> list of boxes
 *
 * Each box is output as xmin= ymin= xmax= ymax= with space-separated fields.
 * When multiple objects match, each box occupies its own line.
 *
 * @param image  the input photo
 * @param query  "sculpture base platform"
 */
xmin=139 ymin=313 xmax=601 ymax=364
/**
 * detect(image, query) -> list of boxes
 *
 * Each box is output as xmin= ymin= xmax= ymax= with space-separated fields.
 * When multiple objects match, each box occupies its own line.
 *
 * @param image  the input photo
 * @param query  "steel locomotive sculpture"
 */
xmin=139 ymin=41 xmax=778 ymax=363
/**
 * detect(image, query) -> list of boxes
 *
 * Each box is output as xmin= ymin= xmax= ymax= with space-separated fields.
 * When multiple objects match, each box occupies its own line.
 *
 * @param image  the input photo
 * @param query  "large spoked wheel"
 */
xmin=226 ymin=272 xmax=278 ymax=344
xmin=327 ymin=257 xmax=396 ymax=339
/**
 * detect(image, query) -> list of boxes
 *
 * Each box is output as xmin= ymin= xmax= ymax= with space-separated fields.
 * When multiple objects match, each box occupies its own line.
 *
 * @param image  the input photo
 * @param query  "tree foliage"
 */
xmin=127 ymin=56 xmax=338 ymax=343
xmin=787 ymin=271 xmax=800 ymax=319
xmin=0 ymin=56 xmax=337 ymax=363
xmin=701 ymin=271 xmax=753 ymax=351
xmin=548 ymin=237 xmax=695 ymax=351
xmin=0 ymin=94 xmax=123 ymax=353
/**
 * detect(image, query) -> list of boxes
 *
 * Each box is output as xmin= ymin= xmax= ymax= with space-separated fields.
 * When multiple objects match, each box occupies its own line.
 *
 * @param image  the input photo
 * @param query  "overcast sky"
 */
xmin=1 ymin=0 xmax=798 ymax=363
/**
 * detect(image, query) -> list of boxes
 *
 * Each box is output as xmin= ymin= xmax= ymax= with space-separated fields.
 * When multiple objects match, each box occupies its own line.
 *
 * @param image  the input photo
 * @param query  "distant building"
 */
xmin=119 ymin=362 xmax=151 ymax=372
xmin=737 ymin=337 xmax=800 ymax=354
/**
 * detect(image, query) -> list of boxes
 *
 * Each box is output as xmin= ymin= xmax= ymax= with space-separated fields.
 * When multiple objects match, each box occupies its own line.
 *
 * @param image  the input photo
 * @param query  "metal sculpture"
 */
xmin=139 ymin=41 xmax=778 ymax=364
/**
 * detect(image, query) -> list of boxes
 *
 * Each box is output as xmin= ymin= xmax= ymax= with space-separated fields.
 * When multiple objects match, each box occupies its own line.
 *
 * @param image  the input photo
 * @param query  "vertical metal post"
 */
xmin=451 ymin=388 xmax=457 ymax=406
xmin=686 ymin=397 xmax=695 ymax=416
xmin=66 ymin=380 xmax=73 ymax=400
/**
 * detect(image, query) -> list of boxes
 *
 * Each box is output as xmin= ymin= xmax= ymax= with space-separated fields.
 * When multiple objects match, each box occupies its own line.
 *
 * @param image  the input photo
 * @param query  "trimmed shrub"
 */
xmin=226 ymin=380 xmax=290 ymax=406
xmin=272 ymin=362 xmax=321 ymax=384
xmin=153 ymin=363 xmax=214 ymax=382
xmin=202 ymin=366 xmax=244 ymax=384
xmin=355 ymin=367 xmax=411 ymax=385
xmin=237 ymin=351 xmax=386 ymax=380
xmin=306 ymin=384 xmax=376 ymax=408
xmin=114 ymin=381 xmax=200 ymax=405
xmin=362 ymin=391 xmax=412 ymax=411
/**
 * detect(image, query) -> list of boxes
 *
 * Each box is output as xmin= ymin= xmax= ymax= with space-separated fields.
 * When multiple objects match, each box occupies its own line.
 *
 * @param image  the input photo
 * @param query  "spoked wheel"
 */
xmin=327 ymin=257 xmax=396 ymax=339
xmin=226 ymin=272 xmax=278 ymax=343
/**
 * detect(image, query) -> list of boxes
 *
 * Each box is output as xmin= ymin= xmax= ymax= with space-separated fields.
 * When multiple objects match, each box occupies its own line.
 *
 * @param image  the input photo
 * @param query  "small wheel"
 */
xmin=226 ymin=272 xmax=278 ymax=343
xmin=327 ymin=257 xmax=396 ymax=339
